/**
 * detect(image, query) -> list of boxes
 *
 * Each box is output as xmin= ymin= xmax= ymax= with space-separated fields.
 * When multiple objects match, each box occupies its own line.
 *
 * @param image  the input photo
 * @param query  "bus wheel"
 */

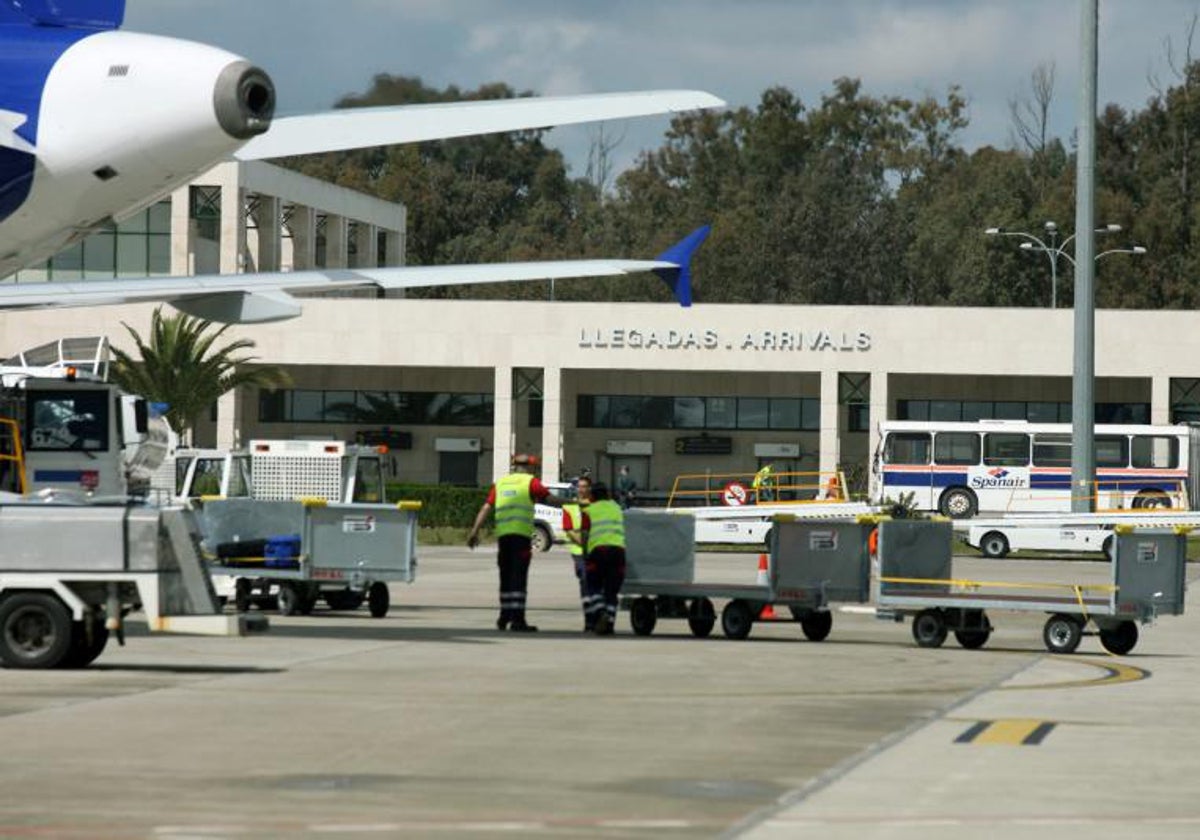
xmin=979 ymin=531 xmax=1009 ymax=559
xmin=939 ymin=488 xmax=977 ymax=519
xmin=1132 ymin=492 xmax=1171 ymax=509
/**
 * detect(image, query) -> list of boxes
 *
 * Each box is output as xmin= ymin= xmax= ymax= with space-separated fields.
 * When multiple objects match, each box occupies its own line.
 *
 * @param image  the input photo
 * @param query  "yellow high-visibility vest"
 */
xmin=494 ymin=472 xmax=535 ymax=538
xmin=586 ymin=499 xmax=625 ymax=550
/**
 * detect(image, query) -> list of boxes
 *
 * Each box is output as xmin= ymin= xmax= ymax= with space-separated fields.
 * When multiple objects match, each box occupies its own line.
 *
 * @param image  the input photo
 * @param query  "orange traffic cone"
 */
xmin=756 ymin=554 xmax=776 ymax=619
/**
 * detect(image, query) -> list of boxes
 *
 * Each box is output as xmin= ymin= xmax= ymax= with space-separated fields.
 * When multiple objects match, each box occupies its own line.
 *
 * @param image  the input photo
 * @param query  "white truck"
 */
xmin=167 ymin=439 xmax=419 ymax=616
xmin=0 ymin=339 xmax=264 ymax=669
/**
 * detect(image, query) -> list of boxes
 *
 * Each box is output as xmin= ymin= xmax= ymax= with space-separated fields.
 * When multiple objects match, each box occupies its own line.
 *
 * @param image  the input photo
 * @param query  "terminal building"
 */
xmin=3 ymin=165 xmax=1198 ymax=497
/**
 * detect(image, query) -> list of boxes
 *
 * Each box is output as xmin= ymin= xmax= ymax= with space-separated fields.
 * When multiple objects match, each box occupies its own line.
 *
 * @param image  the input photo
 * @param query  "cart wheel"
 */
xmin=954 ymin=628 xmax=991 ymax=649
xmin=60 ymin=615 xmax=110 ymax=668
xmin=1043 ymin=613 xmax=1083 ymax=654
xmin=367 ymin=582 xmax=390 ymax=618
xmin=234 ymin=579 xmax=252 ymax=612
xmin=1099 ymin=621 xmax=1139 ymax=655
xmin=687 ymin=598 xmax=716 ymax=638
xmin=276 ymin=582 xmax=303 ymax=616
xmin=324 ymin=589 xmax=365 ymax=611
xmin=629 ymin=597 xmax=657 ymax=636
xmin=911 ymin=609 xmax=948 ymax=648
xmin=721 ymin=599 xmax=754 ymax=640
xmin=0 ymin=593 xmax=73 ymax=669
xmin=800 ymin=610 xmax=833 ymax=642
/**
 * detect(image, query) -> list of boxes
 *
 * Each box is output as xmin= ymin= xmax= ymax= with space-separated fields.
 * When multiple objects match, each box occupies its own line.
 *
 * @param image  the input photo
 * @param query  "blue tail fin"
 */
xmin=0 ymin=0 xmax=124 ymax=28
xmin=654 ymin=224 xmax=711 ymax=307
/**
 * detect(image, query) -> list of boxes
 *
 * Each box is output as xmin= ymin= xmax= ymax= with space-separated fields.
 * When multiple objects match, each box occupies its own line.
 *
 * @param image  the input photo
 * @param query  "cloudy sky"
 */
xmin=125 ymin=0 xmax=1200 ymax=175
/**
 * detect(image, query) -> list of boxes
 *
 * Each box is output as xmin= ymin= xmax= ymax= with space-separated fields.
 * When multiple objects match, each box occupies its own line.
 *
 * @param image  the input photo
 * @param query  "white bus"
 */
xmin=873 ymin=420 xmax=1197 ymax=518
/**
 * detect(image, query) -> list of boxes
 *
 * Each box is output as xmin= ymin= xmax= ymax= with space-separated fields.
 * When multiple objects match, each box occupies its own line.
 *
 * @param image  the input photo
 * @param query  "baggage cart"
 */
xmin=620 ymin=511 xmax=874 ymax=640
xmin=876 ymin=519 xmax=1187 ymax=654
xmin=196 ymin=497 xmax=420 ymax=617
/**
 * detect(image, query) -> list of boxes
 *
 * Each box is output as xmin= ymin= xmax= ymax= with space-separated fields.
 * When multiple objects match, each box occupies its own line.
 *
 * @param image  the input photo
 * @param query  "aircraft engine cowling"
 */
xmin=0 ymin=31 xmax=277 ymax=272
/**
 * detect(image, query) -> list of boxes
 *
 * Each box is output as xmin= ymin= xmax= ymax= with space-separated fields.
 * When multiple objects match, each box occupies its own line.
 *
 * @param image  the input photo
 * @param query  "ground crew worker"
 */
xmin=561 ymin=475 xmax=593 ymax=630
xmin=580 ymin=482 xmax=626 ymax=636
xmin=752 ymin=463 xmax=773 ymax=503
xmin=466 ymin=453 xmax=565 ymax=632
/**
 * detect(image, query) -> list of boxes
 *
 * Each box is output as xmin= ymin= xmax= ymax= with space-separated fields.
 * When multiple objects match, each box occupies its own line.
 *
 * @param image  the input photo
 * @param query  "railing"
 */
xmin=666 ymin=470 xmax=848 ymax=508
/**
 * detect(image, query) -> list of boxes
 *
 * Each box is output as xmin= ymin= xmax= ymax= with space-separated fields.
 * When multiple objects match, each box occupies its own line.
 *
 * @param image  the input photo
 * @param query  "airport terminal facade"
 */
xmin=3 ymin=164 xmax=1199 ymax=496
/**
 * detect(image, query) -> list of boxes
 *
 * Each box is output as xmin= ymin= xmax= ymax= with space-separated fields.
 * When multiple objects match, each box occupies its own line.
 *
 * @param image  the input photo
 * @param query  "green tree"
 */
xmin=109 ymin=308 xmax=290 ymax=443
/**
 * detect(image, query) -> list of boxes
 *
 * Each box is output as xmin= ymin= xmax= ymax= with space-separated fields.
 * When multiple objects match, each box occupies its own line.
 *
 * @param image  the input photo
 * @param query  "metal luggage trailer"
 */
xmin=877 ymin=520 xmax=1187 ymax=654
xmin=0 ymin=501 xmax=264 ymax=669
xmin=620 ymin=512 xmax=874 ymax=641
xmin=198 ymin=498 xmax=419 ymax=618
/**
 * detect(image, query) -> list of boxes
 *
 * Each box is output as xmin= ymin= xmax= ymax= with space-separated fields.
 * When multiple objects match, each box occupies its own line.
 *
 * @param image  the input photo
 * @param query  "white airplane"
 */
xmin=0 ymin=0 xmax=721 ymax=322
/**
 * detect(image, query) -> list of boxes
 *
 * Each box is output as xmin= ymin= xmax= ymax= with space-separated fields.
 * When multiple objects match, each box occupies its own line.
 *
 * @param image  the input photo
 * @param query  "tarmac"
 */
xmin=0 ymin=546 xmax=1195 ymax=839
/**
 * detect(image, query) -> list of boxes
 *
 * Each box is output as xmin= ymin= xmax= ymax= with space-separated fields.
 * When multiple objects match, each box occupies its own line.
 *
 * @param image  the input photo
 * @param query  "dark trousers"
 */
xmin=497 ymin=534 xmax=532 ymax=625
xmin=584 ymin=546 xmax=627 ymax=623
xmin=572 ymin=553 xmax=590 ymax=627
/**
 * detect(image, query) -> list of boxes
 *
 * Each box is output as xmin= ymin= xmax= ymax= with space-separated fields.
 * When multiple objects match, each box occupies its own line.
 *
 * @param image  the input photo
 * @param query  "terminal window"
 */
xmin=576 ymin=394 xmax=819 ymax=431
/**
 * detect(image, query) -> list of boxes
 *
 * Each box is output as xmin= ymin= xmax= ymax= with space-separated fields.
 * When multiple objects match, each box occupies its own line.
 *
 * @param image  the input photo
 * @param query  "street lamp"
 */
xmin=985 ymin=221 xmax=1131 ymax=308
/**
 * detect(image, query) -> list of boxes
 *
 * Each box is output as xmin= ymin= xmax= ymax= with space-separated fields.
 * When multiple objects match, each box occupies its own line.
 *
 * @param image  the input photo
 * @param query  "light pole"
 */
xmin=984 ymin=221 xmax=1126 ymax=308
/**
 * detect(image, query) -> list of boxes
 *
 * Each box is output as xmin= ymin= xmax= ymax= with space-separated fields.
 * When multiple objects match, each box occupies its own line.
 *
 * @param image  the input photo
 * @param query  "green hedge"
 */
xmin=387 ymin=483 xmax=489 ymax=529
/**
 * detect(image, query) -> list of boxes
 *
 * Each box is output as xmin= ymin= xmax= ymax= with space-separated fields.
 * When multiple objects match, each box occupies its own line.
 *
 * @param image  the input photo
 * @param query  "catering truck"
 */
xmin=0 ymin=338 xmax=265 ymax=669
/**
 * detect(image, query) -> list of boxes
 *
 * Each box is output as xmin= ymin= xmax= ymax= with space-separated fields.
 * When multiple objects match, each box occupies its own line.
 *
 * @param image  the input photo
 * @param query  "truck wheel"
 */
xmin=61 ymin=616 xmax=110 ymax=668
xmin=0 ymin=593 xmax=73 ymax=669
xmin=979 ymin=531 xmax=1009 ymax=559
xmin=276 ymin=583 xmax=303 ymax=616
xmin=800 ymin=610 xmax=833 ymax=642
xmin=721 ymin=599 xmax=754 ymax=640
xmin=1102 ymin=536 xmax=1114 ymax=561
xmin=1043 ymin=613 xmax=1083 ymax=654
xmin=367 ymin=582 xmax=390 ymax=618
xmin=629 ymin=597 xmax=657 ymax=636
xmin=531 ymin=524 xmax=553 ymax=553
xmin=911 ymin=609 xmax=948 ymax=648
xmin=234 ymin=579 xmax=253 ymax=612
xmin=938 ymin=488 xmax=977 ymax=519
xmin=1099 ymin=621 xmax=1139 ymax=655
xmin=687 ymin=598 xmax=716 ymax=638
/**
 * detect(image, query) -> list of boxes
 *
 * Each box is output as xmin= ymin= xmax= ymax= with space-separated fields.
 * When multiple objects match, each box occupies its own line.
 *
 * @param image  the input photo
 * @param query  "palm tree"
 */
xmin=110 ymin=307 xmax=290 ymax=443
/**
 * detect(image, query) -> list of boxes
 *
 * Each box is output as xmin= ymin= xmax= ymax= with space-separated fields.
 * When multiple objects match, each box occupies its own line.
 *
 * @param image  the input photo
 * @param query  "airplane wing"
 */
xmin=235 ymin=90 xmax=725 ymax=160
xmin=0 ymin=226 xmax=710 ymax=323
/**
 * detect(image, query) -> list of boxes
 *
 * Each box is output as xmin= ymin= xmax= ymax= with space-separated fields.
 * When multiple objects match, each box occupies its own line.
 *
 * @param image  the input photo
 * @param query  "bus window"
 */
xmin=1096 ymin=436 xmax=1129 ymax=468
xmin=1132 ymin=435 xmax=1178 ymax=469
xmin=1032 ymin=434 xmax=1071 ymax=467
xmin=983 ymin=433 xmax=1030 ymax=466
xmin=884 ymin=433 xmax=931 ymax=465
xmin=934 ymin=432 xmax=980 ymax=465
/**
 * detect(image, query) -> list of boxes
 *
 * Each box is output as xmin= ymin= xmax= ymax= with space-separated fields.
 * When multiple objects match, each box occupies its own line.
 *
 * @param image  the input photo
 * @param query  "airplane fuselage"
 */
xmin=0 ymin=26 xmax=274 ymax=277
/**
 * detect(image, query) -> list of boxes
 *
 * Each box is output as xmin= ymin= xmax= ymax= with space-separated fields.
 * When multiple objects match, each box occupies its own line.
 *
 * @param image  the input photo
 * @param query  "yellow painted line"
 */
xmin=1000 ymin=657 xmax=1151 ymax=692
xmin=974 ymin=719 xmax=1049 ymax=745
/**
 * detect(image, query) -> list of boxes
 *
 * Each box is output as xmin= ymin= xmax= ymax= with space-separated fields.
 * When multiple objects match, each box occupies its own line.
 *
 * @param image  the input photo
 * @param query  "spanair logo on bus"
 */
xmin=970 ymin=467 xmax=1027 ymax=489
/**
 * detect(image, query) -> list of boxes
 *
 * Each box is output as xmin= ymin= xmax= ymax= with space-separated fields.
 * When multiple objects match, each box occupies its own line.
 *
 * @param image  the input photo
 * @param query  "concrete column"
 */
xmin=541 ymin=366 xmax=562 ymax=482
xmin=215 ymin=389 xmax=240 ymax=450
xmin=383 ymin=228 xmax=405 ymax=299
xmin=324 ymin=214 xmax=348 ymax=269
xmin=253 ymin=195 xmax=281 ymax=273
xmin=353 ymin=223 xmax=378 ymax=268
xmin=492 ymin=365 xmax=514 ymax=482
xmin=219 ymin=184 xmax=246 ymax=275
xmin=819 ymin=369 xmax=840 ymax=479
xmin=868 ymin=370 xmax=889 ymax=497
xmin=289 ymin=205 xmax=316 ymax=270
xmin=169 ymin=186 xmax=193 ymax=276
xmin=1152 ymin=375 xmax=1171 ymax=424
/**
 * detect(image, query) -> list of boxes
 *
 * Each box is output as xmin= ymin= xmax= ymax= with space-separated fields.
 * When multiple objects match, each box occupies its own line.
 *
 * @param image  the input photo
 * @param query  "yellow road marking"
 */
xmin=1000 ymin=658 xmax=1150 ymax=692
xmin=956 ymin=719 xmax=1057 ymax=745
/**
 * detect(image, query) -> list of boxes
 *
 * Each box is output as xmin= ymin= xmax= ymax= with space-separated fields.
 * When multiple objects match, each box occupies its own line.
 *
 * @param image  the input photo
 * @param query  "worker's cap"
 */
xmin=512 ymin=453 xmax=539 ymax=467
